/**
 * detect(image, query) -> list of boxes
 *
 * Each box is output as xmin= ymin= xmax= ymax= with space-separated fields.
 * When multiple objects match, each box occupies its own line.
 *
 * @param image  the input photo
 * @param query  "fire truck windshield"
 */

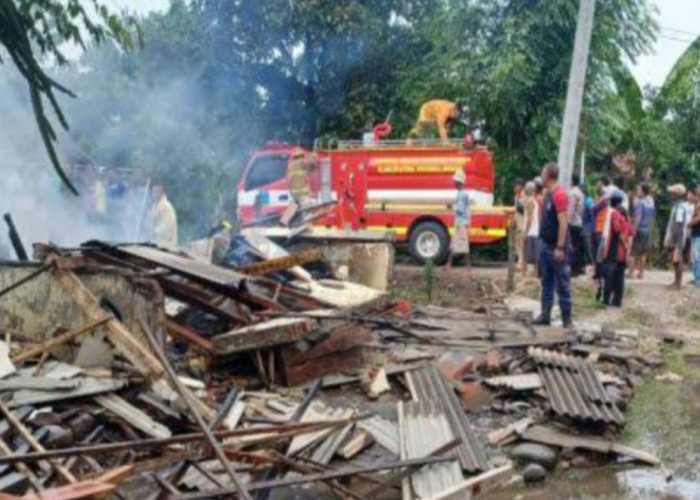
xmin=245 ymin=154 xmax=288 ymax=190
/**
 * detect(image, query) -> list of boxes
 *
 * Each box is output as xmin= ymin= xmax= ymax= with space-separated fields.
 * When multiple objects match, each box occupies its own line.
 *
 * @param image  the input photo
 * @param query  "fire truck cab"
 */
xmin=237 ymin=137 xmax=509 ymax=264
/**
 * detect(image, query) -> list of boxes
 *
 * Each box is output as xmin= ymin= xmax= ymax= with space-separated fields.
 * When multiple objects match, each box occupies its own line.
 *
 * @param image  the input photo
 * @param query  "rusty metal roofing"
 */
xmin=407 ymin=365 xmax=488 ymax=472
xmin=528 ymin=347 xmax=624 ymax=425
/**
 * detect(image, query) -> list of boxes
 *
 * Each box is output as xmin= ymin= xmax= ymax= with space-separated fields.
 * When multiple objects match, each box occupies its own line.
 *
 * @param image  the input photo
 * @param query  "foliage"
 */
xmin=423 ymin=258 xmax=436 ymax=302
xmin=44 ymin=0 xmax=700 ymax=238
xmin=0 ymin=0 xmax=136 ymax=194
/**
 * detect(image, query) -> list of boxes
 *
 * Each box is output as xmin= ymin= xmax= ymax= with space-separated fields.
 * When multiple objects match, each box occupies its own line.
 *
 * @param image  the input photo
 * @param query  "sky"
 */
xmin=628 ymin=0 xmax=700 ymax=88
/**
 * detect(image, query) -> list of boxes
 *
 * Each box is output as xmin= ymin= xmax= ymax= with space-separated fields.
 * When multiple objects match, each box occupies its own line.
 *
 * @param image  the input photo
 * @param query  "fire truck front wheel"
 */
xmin=409 ymin=221 xmax=449 ymax=264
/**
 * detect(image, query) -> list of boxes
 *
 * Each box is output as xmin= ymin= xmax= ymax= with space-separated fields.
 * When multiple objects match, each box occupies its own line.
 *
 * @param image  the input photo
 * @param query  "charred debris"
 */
xmin=0 ymin=219 xmax=679 ymax=499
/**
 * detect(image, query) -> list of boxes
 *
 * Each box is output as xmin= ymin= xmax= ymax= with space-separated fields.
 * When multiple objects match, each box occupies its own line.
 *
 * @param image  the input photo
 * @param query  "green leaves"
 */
xmin=1 ymin=0 xmax=139 ymax=194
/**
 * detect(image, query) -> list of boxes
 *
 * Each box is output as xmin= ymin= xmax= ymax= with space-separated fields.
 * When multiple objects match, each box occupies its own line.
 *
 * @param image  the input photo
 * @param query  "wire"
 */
xmin=660 ymin=25 xmax=700 ymax=38
xmin=658 ymin=34 xmax=697 ymax=44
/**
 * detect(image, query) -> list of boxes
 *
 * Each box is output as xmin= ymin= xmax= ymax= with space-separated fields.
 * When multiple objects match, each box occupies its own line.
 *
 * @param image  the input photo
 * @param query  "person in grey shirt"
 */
xmin=568 ymin=173 xmax=585 ymax=276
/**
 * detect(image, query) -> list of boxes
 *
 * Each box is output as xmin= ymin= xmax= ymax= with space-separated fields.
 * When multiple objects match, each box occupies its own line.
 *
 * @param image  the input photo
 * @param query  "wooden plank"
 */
xmin=95 ymin=394 xmax=172 ymax=439
xmin=520 ymin=425 xmax=612 ymax=453
xmin=212 ymin=318 xmax=315 ymax=355
xmin=609 ymin=443 xmax=661 ymax=466
xmin=0 ymin=378 xmax=79 ymax=391
xmin=235 ymin=249 xmax=322 ymax=276
xmin=18 ymin=480 xmax=115 ymax=500
xmin=11 ymin=317 xmax=110 ymax=363
xmin=282 ymin=347 xmax=368 ymax=387
xmin=338 ymin=429 xmax=374 ymax=459
xmin=165 ymin=319 xmax=213 ymax=352
xmin=9 ymin=378 xmax=125 ymax=407
xmin=50 ymin=269 xmax=163 ymax=378
xmin=425 ymin=463 xmax=513 ymax=500
xmin=138 ymin=318 xmax=252 ymax=500
xmin=0 ymin=401 xmax=77 ymax=484
xmin=487 ymin=418 xmax=533 ymax=446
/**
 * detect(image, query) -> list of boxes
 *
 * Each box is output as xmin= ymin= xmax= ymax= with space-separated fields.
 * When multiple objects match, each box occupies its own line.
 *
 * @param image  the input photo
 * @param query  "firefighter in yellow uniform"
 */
xmin=409 ymin=100 xmax=464 ymax=141
xmin=287 ymin=148 xmax=317 ymax=206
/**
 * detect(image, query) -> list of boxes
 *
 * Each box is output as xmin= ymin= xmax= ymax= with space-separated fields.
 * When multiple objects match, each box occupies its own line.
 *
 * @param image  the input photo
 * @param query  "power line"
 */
xmin=658 ymin=34 xmax=697 ymax=44
xmin=660 ymin=25 xmax=700 ymax=38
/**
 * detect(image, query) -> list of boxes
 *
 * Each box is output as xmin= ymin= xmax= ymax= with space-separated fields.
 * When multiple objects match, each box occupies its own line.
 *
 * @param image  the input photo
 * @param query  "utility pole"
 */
xmin=557 ymin=0 xmax=596 ymax=188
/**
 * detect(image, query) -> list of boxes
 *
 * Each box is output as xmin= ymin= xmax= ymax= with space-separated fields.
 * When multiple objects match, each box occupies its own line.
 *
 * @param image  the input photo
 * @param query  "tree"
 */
xmin=399 ymin=0 xmax=658 ymax=198
xmin=0 ymin=0 xmax=136 ymax=193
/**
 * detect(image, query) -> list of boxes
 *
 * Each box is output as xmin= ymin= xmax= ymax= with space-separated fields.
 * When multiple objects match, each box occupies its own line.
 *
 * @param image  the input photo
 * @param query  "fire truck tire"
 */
xmin=409 ymin=221 xmax=449 ymax=264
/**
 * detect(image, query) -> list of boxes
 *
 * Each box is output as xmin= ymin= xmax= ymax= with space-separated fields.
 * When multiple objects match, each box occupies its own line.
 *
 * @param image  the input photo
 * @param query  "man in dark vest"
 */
xmin=533 ymin=163 xmax=573 ymax=328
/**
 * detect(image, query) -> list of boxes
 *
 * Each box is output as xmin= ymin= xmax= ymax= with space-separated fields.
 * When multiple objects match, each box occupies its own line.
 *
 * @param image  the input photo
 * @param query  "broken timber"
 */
xmin=212 ymin=318 xmax=315 ymax=355
xmin=11 ymin=317 xmax=110 ymax=363
xmin=50 ymin=268 xmax=163 ymax=378
xmin=235 ymin=248 xmax=323 ymax=276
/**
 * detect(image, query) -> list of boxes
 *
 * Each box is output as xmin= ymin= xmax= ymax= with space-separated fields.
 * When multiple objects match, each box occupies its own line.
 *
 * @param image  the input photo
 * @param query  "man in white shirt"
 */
xmin=150 ymin=185 xmax=178 ymax=248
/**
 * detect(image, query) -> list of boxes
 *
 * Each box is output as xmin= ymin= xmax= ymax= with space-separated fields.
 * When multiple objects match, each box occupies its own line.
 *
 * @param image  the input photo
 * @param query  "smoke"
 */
xmin=0 ymin=68 xmax=150 ymax=255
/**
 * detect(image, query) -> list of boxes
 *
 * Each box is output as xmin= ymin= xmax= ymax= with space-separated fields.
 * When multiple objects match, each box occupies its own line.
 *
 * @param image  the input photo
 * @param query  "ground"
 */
xmin=392 ymin=264 xmax=700 ymax=499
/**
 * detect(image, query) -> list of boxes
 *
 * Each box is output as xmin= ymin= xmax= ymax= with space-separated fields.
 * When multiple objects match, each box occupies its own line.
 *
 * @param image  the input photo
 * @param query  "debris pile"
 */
xmin=0 ymin=237 xmax=671 ymax=498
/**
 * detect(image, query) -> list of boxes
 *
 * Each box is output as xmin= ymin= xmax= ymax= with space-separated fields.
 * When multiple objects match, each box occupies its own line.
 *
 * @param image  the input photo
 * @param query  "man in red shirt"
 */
xmin=533 ymin=163 xmax=572 ymax=328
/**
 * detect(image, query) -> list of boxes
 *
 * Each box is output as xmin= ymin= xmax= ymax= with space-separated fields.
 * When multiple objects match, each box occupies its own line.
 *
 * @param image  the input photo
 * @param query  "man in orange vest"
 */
xmin=409 ymin=99 xmax=465 ymax=141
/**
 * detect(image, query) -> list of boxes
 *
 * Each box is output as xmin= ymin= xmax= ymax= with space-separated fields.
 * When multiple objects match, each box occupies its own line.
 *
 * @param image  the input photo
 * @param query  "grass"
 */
xmin=620 ymin=346 xmax=700 ymax=471
xmin=573 ymin=285 xmax=607 ymax=313
xmin=609 ymin=307 xmax=656 ymax=330
xmin=674 ymin=303 xmax=700 ymax=324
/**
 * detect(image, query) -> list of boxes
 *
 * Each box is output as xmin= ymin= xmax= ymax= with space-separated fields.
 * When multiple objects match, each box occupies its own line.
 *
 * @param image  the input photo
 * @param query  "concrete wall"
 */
xmin=318 ymin=242 xmax=395 ymax=291
xmin=0 ymin=263 xmax=164 ymax=363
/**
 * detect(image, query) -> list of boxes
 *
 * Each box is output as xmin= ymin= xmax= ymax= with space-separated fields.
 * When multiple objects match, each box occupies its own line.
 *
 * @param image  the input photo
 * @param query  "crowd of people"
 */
xmin=512 ymin=163 xmax=700 ymax=329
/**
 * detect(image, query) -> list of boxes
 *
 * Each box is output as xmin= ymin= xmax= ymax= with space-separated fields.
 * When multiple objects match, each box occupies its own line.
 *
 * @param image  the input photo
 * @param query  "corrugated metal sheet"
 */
xmin=400 ymin=400 xmax=463 ymax=498
xmin=407 ymin=365 xmax=488 ymax=472
xmin=528 ymin=347 xmax=624 ymax=425
xmin=358 ymin=415 xmax=399 ymax=456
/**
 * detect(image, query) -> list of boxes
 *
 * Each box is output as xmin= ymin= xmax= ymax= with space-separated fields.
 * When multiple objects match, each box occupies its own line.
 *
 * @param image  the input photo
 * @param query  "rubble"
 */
xmin=0 ymin=227 xmax=674 ymax=499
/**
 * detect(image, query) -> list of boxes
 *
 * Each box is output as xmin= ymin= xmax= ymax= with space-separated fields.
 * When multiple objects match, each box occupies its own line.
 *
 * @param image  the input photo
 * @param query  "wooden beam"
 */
xmin=11 ymin=317 xmax=110 ymax=363
xmin=212 ymin=318 xmax=315 ymax=355
xmin=235 ymin=249 xmax=323 ymax=276
xmin=138 ymin=318 xmax=252 ymax=500
xmin=50 ymin=269 xmax=163 ymax=379
xmin=165 ymin=319 xmax=213 ymax=352
xmin=0 ymin=401 xmax=78 ymax=484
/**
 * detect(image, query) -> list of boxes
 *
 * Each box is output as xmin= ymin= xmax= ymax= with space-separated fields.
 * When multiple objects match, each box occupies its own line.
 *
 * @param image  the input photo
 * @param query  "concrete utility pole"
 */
xmin=557 ymin=0 xmax=596 ymax=188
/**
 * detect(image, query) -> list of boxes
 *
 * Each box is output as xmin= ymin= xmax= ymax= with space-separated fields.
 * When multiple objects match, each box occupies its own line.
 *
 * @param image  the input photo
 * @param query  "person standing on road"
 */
xmin=602 ymin=192 xmax=631 ymax=306
xmin=533 ymin=163 xmax=572 ymax=328
xmin=582 ymin=189 xmax=595 ymax=269
xmin=450 ymin=169 xmax=471 ymax=268
xmin=629 ymin=183 xmax=654 ymax=279
xmin=523 ymin=181 xmax=540 ymax=277
xmin=568 ymin=173 xmax=585 ymax=277
xmin=514 ymin=178 xmax=526 ymax=272
xmin=688 ymin=184 xmax=700 ymax=286
xmin=592 ymin=175 xmax=612 ymax=300
xmin=664 ymin=184 xmax=688 ymax=290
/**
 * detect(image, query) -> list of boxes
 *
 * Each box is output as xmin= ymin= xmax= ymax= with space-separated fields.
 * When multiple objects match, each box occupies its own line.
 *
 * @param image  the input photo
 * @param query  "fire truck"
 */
xmin=236 ymin=132 xmax=510 ymax=263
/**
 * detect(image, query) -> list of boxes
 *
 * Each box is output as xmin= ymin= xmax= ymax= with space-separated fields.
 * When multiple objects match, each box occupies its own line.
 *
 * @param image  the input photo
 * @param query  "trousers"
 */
xmin=692 ymin=236 xmax=700 ymax=283
xmin=539 ymin=244 xmax=572 ymax=321
xmin=568 ymin=225 xmax=585 ymax=276
xmin=603 ymin=261 xmax=625 ymax=307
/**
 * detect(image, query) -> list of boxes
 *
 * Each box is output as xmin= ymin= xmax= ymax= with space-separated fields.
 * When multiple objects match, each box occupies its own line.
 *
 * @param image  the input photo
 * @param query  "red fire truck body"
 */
xmin=237 ymin=139 xmax=509 ymax=263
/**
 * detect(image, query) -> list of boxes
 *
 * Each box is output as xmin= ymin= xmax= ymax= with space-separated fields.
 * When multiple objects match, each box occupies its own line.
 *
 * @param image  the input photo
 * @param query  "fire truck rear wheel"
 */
xmin=409 ymin=221 xmax=449 ymax=264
